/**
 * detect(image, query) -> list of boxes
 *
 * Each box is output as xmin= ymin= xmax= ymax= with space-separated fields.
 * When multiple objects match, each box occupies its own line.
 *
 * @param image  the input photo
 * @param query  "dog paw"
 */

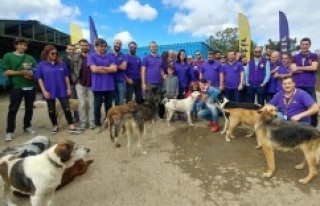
xmin=189 ymin=123 xmax=194 ymax=127
xmin=299 ymin=178 xmax=310 ymax=184
xmin=115 ymin=143 xmax=121 ymax=148
xmin=263 ymin=172 xmax=273 ymax=178
xmin=255 ymin=145 xmax=262 ymax=149
xmin=226 ymin=139 xmax=231 ymax=142
xmin=295 ymin=164 xmax=305 ymax=170
xmin=230 ymin=135 xmax=235 ymax=139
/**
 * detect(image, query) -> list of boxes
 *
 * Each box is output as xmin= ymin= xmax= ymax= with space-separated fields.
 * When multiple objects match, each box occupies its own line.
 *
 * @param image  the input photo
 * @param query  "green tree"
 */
xmin=265 ymin=38 xmax=300 ymax=53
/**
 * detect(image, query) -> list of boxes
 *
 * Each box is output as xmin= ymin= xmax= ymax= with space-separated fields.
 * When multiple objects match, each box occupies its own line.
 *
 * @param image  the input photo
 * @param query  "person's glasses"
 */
xmin=221 ymin=56 xmax=226 ymax=59
xmin=80 ymin=44 xmax=89 ymax=47
xmin=50 ymin=52 xmax=58 ymax=55
xmin=254 ymin=51 xmax=261 ymax=54
xmin=196 ymin=53 xmax=200 ymax=55
xmin=130 ymin=46 xmax=136 ymax=49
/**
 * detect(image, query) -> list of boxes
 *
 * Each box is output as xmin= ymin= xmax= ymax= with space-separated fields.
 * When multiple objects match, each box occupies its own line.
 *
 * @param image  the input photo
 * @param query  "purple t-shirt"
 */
xmin=291 ymin=52 xmax=318 ymax=87
xmin=142 ymin=54 xmax=163 ymax=84
xmin=108 ymin=52 xmax=127 ymax=82
xmin=223 ymin=61 xmax=244 ymax=89
xmin=35 ymin=61 xmax=69 ymax=99
xmin=200 ymin=60 xmax=223 ymax=87
xmin=275 ymin=65 xmax=290 ymax=92
xmin=173 ymin=61 xmax=191 ymax=88
xmin=88 ymin=53 xmax=115 ymax=91
xmin=266 ymin=61 xmax=282 ymax=93
xmin=126 ymin=54 xmax=141 ymax=81
xmin=189 ymin=63 xmax=199 ymax=81
xmin=268 ymin=89 xmax=315 ymax=123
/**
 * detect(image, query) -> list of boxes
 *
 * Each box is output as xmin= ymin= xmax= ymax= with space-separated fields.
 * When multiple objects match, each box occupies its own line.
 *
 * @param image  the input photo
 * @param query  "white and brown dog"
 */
xmin=165 ymin=91 xmax=201 ymax=127
xmin=0 ymin=140 xmax=90 ymax=206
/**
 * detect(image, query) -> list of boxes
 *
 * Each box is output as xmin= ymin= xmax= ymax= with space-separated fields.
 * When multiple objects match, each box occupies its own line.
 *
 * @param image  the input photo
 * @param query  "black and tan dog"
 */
xmin=114 ymin=87 xmax=165 ymax=155
xmin=255 ymin=105 xmax=320 ymax=184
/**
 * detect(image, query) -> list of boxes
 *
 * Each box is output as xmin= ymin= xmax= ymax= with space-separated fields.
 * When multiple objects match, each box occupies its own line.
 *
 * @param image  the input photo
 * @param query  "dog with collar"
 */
xmin=255 ymin=105 xmax=320 ymax=184
xmin=0 ymin=140 xmax=90 ymax=206
xmin=165 ymin=91 xmax=201 ymax=127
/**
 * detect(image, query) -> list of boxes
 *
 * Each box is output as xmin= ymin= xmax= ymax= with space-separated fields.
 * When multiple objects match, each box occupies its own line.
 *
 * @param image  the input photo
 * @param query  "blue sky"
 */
xmin=1 ymin=0 xmax=320 ymax=50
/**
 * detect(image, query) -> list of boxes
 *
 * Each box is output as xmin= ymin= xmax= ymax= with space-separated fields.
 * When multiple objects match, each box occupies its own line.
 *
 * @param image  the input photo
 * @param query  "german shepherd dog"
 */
xmin=215 ymin=94 xmax=262 ymax=143
xmin=113 ymin=88 xmax=165 ymax=155
xmin=255 ymin=105 xmax=320 ymax=184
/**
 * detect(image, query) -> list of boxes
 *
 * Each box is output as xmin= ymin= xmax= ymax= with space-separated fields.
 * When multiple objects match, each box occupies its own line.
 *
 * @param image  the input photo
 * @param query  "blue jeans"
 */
xmin=297 ymin=86 xmax=317 ymax=127
xmin=114 ymin=81 xmax=126 ymax=106
xmin=197 ymin=102 xmax=219 ymax=123
xmin=247 ymin=85 xmax=265 ymax=106
xmin=225 ymin=88 xmax=240 ymax=102
xmin=93 ymin=91 xmax=114 ymax=126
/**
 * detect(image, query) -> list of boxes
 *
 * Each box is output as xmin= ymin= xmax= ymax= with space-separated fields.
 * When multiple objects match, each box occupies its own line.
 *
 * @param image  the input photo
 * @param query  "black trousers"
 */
xmin=126 ymin=81 xmax=143 ymax=104
xmin=46 ymin=98 xmax=73 ymax=126
xmin=6 ymin=88 xmax=36 ymax=133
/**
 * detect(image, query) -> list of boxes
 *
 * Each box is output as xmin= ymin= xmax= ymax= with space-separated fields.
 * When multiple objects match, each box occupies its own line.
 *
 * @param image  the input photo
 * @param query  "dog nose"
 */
xmin=84 ymin=148 xmax=90 ymax=153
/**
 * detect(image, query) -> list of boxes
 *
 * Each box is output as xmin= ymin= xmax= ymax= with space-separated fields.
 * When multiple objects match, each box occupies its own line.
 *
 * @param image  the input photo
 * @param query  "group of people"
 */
xmin=1 ymin=36 xmax=319 ymax=141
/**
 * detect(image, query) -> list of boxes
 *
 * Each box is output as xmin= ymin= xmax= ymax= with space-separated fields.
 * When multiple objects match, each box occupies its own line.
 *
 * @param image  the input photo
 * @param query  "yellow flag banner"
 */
xmin=70 ymin=23 xmax=83 ymax=45
xmin=238 ymin=13 xmax=251 ymax=60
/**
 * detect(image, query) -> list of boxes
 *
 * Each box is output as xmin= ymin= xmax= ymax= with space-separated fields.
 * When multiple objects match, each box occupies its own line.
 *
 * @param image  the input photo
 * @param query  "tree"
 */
xmin=265 ymin=38 xmax=300 ymax=53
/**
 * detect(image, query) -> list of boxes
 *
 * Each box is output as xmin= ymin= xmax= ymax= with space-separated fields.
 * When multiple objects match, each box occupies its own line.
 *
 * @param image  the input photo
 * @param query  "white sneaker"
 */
xmin=79 ymin=123 xmax=87 ymax=131
xmin=102 ymin=119 xmax=108 ymax=128
xmin=95 ymin=127 xmax=102 ymax=134
xmin=90 ymin=123 xmax=96 ymax=129
xmin=5 ymin=133 xmax=14 ymax=141
xmin=24 ymin=127 xmax=36 ymax=135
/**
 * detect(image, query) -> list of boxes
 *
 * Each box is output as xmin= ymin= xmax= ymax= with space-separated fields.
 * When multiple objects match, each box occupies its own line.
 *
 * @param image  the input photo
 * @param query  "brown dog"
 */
xmin=106 ymin=100 xmax=137 ymax=144
xmin=255 ymin=105 xmax=320 ymax=184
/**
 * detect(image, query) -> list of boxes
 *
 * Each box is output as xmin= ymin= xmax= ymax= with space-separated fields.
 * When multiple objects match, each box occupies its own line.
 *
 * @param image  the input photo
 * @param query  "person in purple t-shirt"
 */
xmin=199 ymin=51 xmax=224 ymax=91
xmin=71 ymin=38 xmax=95 ymax=131
xmin=274 ymin=53 xmax=292 ymax=92
xmin=36 ymin=45 xmax=81 ymax=134
xmin=187 ymin=55 xmax=199 ymax=82
xmin=125 ymin=41 xmax=143 ymax=104
xmin=223 ymin=50 xmax=244 ymax=102
xmin=265 ymin=51 xmax=282 ymax=102
xmin=109 ymin=39 xmax=127 ymax=106
xmin=291 ymin=37 xmax=318 ymax=127
xmin=141 ymin=41 xmax=166 ymax=100
xmin=88 ymin=38 xmax=117 ymax=133
xmin=267 ymin=77 xmax=318 ymax=125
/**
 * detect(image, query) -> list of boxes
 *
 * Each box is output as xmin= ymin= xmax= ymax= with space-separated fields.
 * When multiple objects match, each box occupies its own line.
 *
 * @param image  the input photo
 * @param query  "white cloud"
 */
xmin=119 ymin=0 xmax=158 ymax=21
xmin=113 ymin=31 xmax=134 ymax=47
xmin=162 ymin=0 xmax=320 ymax=50
xmin=0 ymin=0 xmax=80 ymax=25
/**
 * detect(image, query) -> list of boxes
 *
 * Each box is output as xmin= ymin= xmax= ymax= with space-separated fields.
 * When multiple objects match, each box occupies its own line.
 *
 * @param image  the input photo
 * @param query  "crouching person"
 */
xmin=196 ymin=79 xmax=221 ymax=132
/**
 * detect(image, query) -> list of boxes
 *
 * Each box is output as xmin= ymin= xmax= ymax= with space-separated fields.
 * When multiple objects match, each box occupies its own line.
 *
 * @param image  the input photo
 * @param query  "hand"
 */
xmin=260 ymin=83 xmax=265 ymax=87
xmin=127 ymin=78 xmax=134 ymax=85
xmin=246 ymin=83 xmax=250 ymax=87
xmin=162 ymin=74 xmax=168 ymax=80
xmin=290 ymin=66 xmax=299 ymax=73
xmin=273 ymin=73 xmax=280 ymax=78
xmin=67 ymin=89 xmax=71 ymax=96
xmin=23 ymin=63 xmax=32 ymax=70
xmin=290 ymin=114 xmax=302 ymax=122
xmin=142 ymin=83 xmax=147 ymax=91
xmin=219 ymin=85 xmax=225 ymax=91
xmin=24 ymin=71 xmax=33 ymax=80
xmin=43 ymin=91 xmax=51 ymax=99
xmin=238 ymin=85 xmax=243 ymax=91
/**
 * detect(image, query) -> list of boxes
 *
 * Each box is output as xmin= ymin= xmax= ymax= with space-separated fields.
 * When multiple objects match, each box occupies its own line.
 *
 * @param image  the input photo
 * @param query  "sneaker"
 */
xmin=24 ymin=127 xmax=36 ymax=135
xmin=51 ymin=127 xmax=59 ymax=135
xmin=102 ymin=119 xmax=108 ymax=128
xmin=95 ymin=127 xmax=102 ymax=134
xmin=5 ymin=133 xmax=14 ymax=141
xmin=79 ymin=123 xmax=87 ymax=131
xmin=210 ymin=124 xmax=220 ymax=133
xmin=90 ymin=123 xmax=96 ymax=129
xmin=69 ymin=128 xmax=82 ymax=135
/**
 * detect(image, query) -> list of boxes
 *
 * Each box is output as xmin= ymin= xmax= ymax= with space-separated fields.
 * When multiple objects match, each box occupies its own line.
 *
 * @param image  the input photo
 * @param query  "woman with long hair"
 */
xmin=35 ymin=45 xmax=81 ymax=134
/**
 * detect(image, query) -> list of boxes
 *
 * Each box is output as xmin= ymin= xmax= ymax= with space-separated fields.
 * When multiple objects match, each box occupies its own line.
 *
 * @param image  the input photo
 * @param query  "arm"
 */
xmin=262 ymin=61 xmax=270 ymax=86
xmin=65 ymin=76 xmax=71 ymax=96
xmin=38 ymin=78 xmax=50 ymax=99
xmin=291 ymin=103 xmax=319 ymax=121
xmin=141 ymin=66 xmax=147 ymax=90
xmin=238 ymin=71 xmax=244 ymax=90
xmin=245 ymin=65 xmax=249 ymax=86
xmin=219 ymin=72 xmax=225 ymax=91
xmin=117 ymin=61 xmax=127 ymax=71
xmin=292 ymin=61 xmax=318 ymax=71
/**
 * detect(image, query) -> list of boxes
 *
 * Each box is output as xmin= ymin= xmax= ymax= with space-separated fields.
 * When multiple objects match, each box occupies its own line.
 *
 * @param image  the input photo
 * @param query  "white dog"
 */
xmin=0 ymin=140 xmax=90 ymax=206
xmin=165 ymin=91 xmax=200 ymax=127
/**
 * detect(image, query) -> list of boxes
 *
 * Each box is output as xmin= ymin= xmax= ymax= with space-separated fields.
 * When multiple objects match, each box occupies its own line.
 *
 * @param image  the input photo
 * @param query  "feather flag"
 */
xmin=69 ymin=23 xmax=83 ymax=45
xmin=89 ymin=16 xmax=98 ymax=53
xmin=279 ymin=11 xmax=290 ymax=54
xmin=238 ymin=13 xmax=251 ymax=60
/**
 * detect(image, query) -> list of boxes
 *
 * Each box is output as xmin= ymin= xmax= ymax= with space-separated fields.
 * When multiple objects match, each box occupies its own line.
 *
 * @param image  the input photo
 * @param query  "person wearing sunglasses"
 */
xmin=35 ymin=45 xmax=82 ymax=135
xmin=245 ymin=46 xmax=270 ymax=106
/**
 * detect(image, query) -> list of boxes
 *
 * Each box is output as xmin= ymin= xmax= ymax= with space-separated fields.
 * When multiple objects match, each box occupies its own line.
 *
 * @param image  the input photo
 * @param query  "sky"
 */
xmin=1 ymin=0 xmax=320 ymax=51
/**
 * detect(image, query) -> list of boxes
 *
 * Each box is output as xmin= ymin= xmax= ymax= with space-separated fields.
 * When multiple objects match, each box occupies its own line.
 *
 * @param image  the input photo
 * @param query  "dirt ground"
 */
xmin=0 ymin=95 xmax=320 ymax=206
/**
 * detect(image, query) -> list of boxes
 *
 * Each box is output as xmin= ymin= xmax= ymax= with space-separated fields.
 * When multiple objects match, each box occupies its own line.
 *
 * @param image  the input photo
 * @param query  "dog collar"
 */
xmin=48 ymin=156 xmax=63 ymax=169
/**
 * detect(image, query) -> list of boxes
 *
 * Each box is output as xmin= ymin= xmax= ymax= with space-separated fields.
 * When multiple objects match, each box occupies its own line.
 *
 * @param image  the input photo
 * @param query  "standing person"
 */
xmin=125 ymin=41 xmax=143 ymax=104
xmin=141 ymin=41 xmax=166 ymax=100
xmin=2 ymin=37 xmax=37 ymax=141
xmin=265 ymin=51 xmax=281 ymax=102
xmin=62 ymin=44 xmax=79 ymax=123
xmin=219 ymin=54 xmax=227 ymax=66
xmin=264 ymin=46 xmax=273 ymax=61
xmin=109 ymin=39 xmax=127 ymax=105
xmin=162 ymin=64 xmax=179 ymax=99
xmin=88 ymin=38 xmax=117 ymax=133
xmin=36 ymin=45 xmax=81 ymax=134
xmin=173 ymin=49 xmax=192 ymax=99
xmin=291 ymin=37 xmax=318 ymax=127
xmin=159 ymin=51 xmax=170 ymax=119
xmin=71 ymin=38 xmax=95 ymax=130
xmin=274 ymin=53 xmax=292 ymax=92
xmin=194 ymin=50 xmax=205 ymax=68
xmin=245 ymin=46 xmax=270 ymax=106
xmin=168 ymin=50 xmax=176 ymax=65
xmin=239 ymin=55 xmax=248 ymax=103
xmin=267 ymin=77 xmax=318 ymax=124
xmin=199 ymin=51 xmax=224 ymax=91
xmin=187 ymin=55 xmax=199 ymax=81
xmin=223 ymin=50 xmax=244 ymax=102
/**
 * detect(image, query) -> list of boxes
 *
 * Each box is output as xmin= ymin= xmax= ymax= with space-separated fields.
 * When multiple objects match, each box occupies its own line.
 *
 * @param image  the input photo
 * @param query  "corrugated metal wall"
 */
xmin=121 ymin=41 xmax=211 ymax=59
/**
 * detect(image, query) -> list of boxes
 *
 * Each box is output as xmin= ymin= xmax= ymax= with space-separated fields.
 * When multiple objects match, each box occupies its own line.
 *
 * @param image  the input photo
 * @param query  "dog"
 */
xmin=255 ymin=105 xmax=320 ymax=184
xmin=215 ymin=95 xmax=262 ymax=143
xmin=165 ymin=91 xmax=200 ymax=127
xmin=114 ymin=87 xmax=165 ymax=155
xmin=105 ymin=100 xmax=137 ymax=141
xmin=0 ymin=140 xmax=90 ymax=206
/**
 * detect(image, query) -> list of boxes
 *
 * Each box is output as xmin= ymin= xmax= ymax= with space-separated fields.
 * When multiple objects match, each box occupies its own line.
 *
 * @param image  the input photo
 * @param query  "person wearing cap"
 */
xmin=196 ymin=79 xmax=221 ymax=132
xmin=187 ymin=54 xmax=199 ymax=82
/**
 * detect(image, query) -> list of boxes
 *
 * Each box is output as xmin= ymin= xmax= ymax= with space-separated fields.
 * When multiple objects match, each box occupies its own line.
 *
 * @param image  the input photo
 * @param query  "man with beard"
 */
xmin=263 ymin=45 xmax=273 ymax=61
xmin=125 ymin=41 xmax=143 ymax=104
xmin=291 ymin=37 xmax=318 ymax=127
xmin=245 ymin=46 xmax=270 ymax=106
xmin=71 ymin=39 xmax=95 ymax=130
xmin=109 ymin=39 xmax=127 ymax=105
xmin=265 ymin=51 xmax=282 ymax=102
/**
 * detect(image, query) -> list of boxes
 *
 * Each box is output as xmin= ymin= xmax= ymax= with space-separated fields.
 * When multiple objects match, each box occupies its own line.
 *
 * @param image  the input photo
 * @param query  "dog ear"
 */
xmin=55 ymin=140 xmax=75 ymax=162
